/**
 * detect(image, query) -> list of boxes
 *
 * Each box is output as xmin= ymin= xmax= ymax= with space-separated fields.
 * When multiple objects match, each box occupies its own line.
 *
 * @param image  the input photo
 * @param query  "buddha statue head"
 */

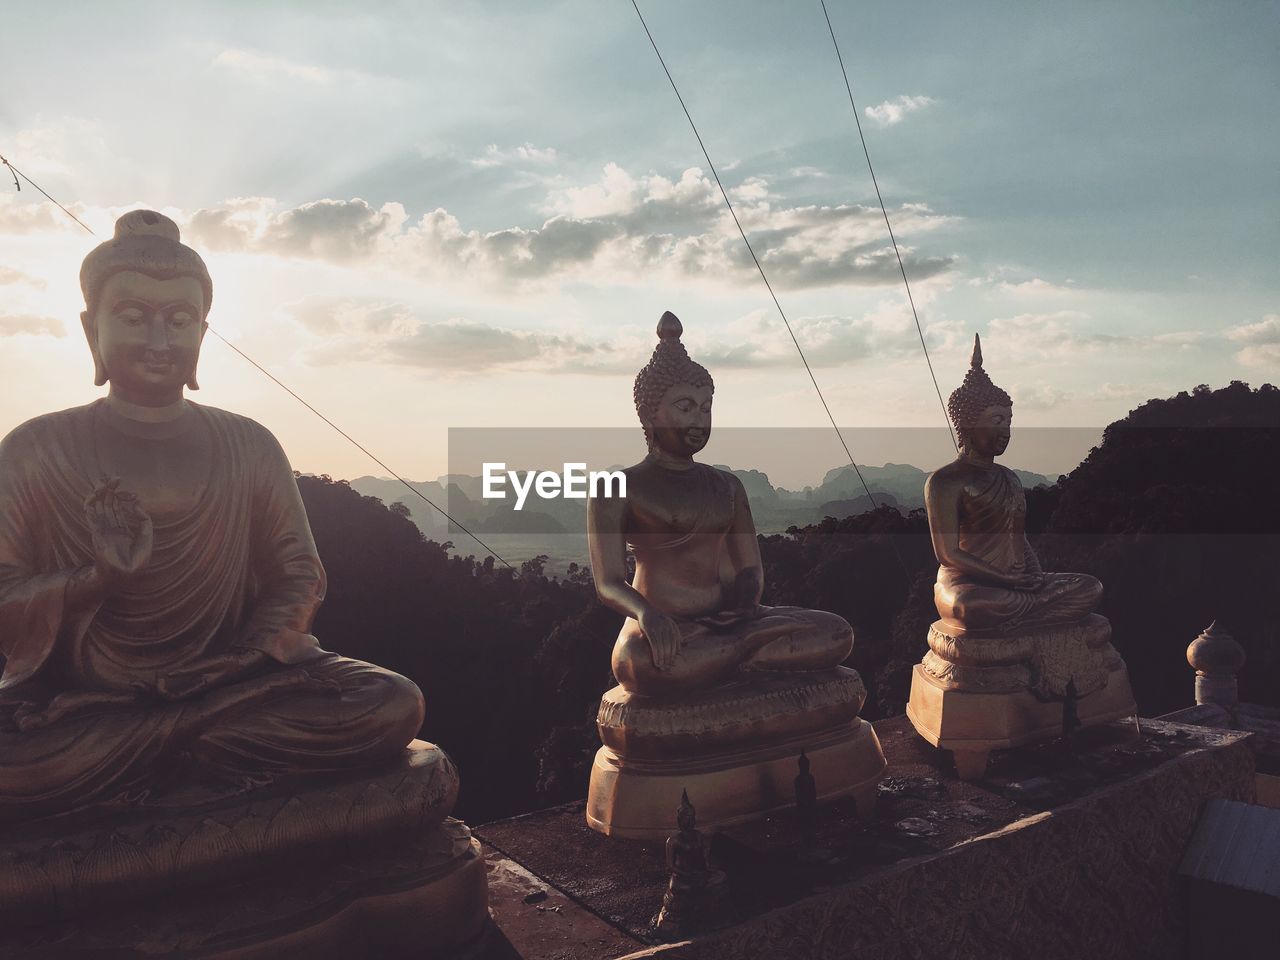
xmin=79 ymin=210 xmax=212 ymax=404
xmin=633 ymin=312 xmax=714 ymax=458
xmin=676 ymin=788 xmax=697 ymax=835
xmin=947 ymin=333 xmax=1013 ymax=459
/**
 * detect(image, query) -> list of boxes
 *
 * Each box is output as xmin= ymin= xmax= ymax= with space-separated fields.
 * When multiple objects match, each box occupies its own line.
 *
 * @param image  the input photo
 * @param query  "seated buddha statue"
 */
xmin=925 ymin=334 xmax=1102 ymax=634
xmin=906 ymin=334 xmax=1135 ymax=779
xmin=585 ymin=312 xmax=885 ymax=837
xmin=589 ymin=312 xmax=853 ymax=695
xmin=0 ymin=211 xmax=431 ymax=824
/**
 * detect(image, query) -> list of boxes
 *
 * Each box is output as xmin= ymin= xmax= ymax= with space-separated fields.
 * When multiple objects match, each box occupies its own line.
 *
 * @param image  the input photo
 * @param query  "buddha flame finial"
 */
xmin=947 ymin=331 xmax=1012 ymax=444
xmin=657 ymin=310 xmax=683 ymax=341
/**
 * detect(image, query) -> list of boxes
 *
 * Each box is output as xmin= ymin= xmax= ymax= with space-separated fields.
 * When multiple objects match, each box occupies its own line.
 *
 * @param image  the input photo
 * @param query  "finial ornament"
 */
xmin=1187 ymin=620 xmax=1245 ymax=710
xmin=971 ymin=332 xmax=983 ymax=368
xmin=657 ymin=310 xmax=683 ymax=340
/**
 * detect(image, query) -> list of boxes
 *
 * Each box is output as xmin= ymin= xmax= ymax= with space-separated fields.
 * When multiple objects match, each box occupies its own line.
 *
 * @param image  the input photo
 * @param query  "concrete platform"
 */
xmin=478 ymin=715 xmax=1255 ymax=960
xmin=0 ymin=742 xmax=491 ymax=960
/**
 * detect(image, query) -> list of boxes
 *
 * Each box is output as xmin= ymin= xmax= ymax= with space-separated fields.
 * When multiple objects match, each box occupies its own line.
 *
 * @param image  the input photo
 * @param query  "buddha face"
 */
xmin=646 ymin=382 xmax=712 ymax=458
xmin=962 ymin=404 xmax=1012 ymax=459
xmin=82 ymin=271 xmax=207 ymax=405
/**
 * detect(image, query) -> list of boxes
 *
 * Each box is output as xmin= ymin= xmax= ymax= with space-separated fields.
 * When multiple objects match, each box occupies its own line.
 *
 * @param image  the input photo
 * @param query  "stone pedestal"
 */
xmin=907 ymin=614 xmax=1137 ymax=779
xmin=0 ymin=740 xmax=491 ymax=959
xmin=587 ymin=668 xmax=886 ymax=839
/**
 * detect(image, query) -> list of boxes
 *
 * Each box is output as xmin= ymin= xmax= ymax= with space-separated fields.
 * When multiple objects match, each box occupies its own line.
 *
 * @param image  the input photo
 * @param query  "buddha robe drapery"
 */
xmin=0 ymin=401 xmax=424 ymax=823
xmin=934 ymin=463 xmax=1101 ymax=632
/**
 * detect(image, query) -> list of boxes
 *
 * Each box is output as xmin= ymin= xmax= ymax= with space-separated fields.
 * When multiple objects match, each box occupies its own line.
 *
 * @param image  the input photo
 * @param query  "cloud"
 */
xmin=0 ymin=314 xmax=64 ymax=337
xmin=0 ymin=195 xmax=71 ymax=234
xmin=992 ymin=277 xmax=1078 ymax=297
xmin=286 ymin=297 xmax=621 ymax=374
xmin=2 ymin=117 xmax=109 ymax=179
xmin=987 ymin=311 xmax=1207 ymax=359
xmin=177 ymin=163 xmax=956 ymax=292
xmin=1092 ymin=383 xmax=1145 ymax=402
xmin=187 ymin=197 xmax=407 ymax=261
xmin=283 ymin=293 xmax=964 ymax=376
xmin=213 ymin=48 xmax=333 ymax=84
xmin=0 ymin=266 xmax=46 ymax=289
xmin=471 ymin=143 xmax=559 ymax=168
xmin=1226 ymin=314 xmax=1280 ymax=366
xmin=1010 ymin=383 xmax=1073 ymax=410
xmin=865 ymin=95 xmax=936 ymax=127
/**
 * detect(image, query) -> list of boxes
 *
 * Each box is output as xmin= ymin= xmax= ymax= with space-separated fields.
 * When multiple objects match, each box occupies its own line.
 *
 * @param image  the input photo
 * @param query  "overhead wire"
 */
xmin=819 ymin=0 xmax=958 ymax=452
xmin=628 ymin=0 xmax=890 ymax=519
xmin=0 ymin=151 xmax=513 ymax=568
xmin=629 ymin=0 xmax=913 ymax=576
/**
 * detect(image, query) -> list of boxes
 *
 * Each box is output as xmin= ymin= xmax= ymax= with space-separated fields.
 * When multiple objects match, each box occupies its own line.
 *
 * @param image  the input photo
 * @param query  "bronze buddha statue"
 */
xmin=585 ymin=312 xmax=885 ymax=838
xmin=0 ymin=210 xmax=429 ymax=818
xmin=906 ymin=334 xmax=1136 ymax=779
xmin=590 ymin=311 xmax=855 ymax=695
xmin=926 ymin=334 xmax=1103 ymax=634
xmin=0 ymin=209 xmax=488 ymax=957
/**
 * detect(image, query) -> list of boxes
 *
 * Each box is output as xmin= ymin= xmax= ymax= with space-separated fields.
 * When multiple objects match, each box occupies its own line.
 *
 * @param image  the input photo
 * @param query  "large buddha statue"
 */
xmin=585 ymin=312 xmax=885 ymax=838
xmin=0 ymin=212 xmax=487 ymax=957
xmin=905 ymin=334 xmax=1135 ymax=779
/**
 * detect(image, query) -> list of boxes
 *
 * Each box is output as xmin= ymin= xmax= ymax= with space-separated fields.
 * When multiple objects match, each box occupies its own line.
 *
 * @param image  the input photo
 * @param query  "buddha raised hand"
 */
xmin=925 ymin=334 xmax=1101 ymax=632
xmin=0 ymin=211 xmax=425 ymax=823
xmin=587 ymin=312 xmax=853 ymax=695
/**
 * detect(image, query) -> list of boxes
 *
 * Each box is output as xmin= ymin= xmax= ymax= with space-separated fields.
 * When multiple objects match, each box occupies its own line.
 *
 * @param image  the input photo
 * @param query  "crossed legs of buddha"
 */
xmin=611 ymin=605 xmax=854 ymax=696
xmin=0 ymin=653 xmax=425 ymax=824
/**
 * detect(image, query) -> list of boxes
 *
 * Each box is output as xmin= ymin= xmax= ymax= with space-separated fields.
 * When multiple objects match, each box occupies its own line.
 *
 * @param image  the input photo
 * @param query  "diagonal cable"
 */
xmin=820 ymin=0 xmax=957 ymax=452
xmin=630 ymin=0 xmax=889 ymax=521
xmin=0 ymin=154 xmax=97 ymax=235
xmin=205 ymin=330 xmax=512 ymax=567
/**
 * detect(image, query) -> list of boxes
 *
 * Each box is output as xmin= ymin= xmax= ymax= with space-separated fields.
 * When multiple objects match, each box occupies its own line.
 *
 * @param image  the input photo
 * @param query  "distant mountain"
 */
xmin=800 ymin=462 xmax=1055 ymax=511
xmin=351 ymin=457 xmax=1054 ymax=548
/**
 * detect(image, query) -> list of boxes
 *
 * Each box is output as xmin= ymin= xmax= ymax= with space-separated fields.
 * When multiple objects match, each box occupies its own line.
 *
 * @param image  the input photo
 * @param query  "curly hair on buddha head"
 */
xmin=947 ymin=333 xmax=1012 ymax=451
xmin=633 ymin=311 xmax=714 ymax=450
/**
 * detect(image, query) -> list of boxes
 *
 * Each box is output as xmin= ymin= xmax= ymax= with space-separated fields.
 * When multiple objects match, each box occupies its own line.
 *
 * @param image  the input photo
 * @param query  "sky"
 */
xmin=1 ymin=0 xmax=1276 ymax=488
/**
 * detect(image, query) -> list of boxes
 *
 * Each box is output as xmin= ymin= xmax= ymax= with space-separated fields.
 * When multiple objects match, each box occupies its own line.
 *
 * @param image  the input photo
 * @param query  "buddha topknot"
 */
xmin=633 ymin=311 xmax=714 ymax=448
xmin=947 ymin=333 xmax=1012 ymax=447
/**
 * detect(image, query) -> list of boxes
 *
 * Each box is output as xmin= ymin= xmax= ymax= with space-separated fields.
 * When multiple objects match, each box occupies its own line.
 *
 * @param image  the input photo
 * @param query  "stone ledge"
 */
xmin=0 ymin=740 xmax=458 ymax=922
xmin=480 ymin=716 xmax=1255 ymax=960
xmin=0 ymin=741 xmax=492 ymax=960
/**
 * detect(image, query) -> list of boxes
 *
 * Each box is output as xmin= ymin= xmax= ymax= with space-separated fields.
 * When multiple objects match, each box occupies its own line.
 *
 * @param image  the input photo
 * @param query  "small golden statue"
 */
xmin=653 ymin=789 xmax=728 ymax=939
xmin=0 ymin=212 xmax=487 ymax=955
xmin=585 ymin=312 xmax=885 ymax=838
xmin=905 ymin=335 xmax=1136 ymax=779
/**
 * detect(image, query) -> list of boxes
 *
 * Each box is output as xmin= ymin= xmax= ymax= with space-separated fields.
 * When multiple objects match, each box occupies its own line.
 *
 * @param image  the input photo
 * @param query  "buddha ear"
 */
xmin=80 ymin=310 xmax=108 ymax=386
xmin=187 ymin=320 xmax=209 ymax=391
xmin=638 ymin=413 xmax=656 ymax=449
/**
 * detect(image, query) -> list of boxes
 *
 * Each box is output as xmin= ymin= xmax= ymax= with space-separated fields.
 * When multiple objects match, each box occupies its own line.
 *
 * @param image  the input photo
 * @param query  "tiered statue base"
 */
xmin=587 ymin=668 xmax=886 ymax=840
xmin=0 ymin=740 xmax=490 ymax=960
xmin=907 ymin=614 xmax=1137 ymax=779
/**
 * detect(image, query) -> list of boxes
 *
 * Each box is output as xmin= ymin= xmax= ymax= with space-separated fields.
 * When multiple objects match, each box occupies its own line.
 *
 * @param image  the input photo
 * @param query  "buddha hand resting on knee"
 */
xmin=587 ymin=313 xmax=852 ymax=697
